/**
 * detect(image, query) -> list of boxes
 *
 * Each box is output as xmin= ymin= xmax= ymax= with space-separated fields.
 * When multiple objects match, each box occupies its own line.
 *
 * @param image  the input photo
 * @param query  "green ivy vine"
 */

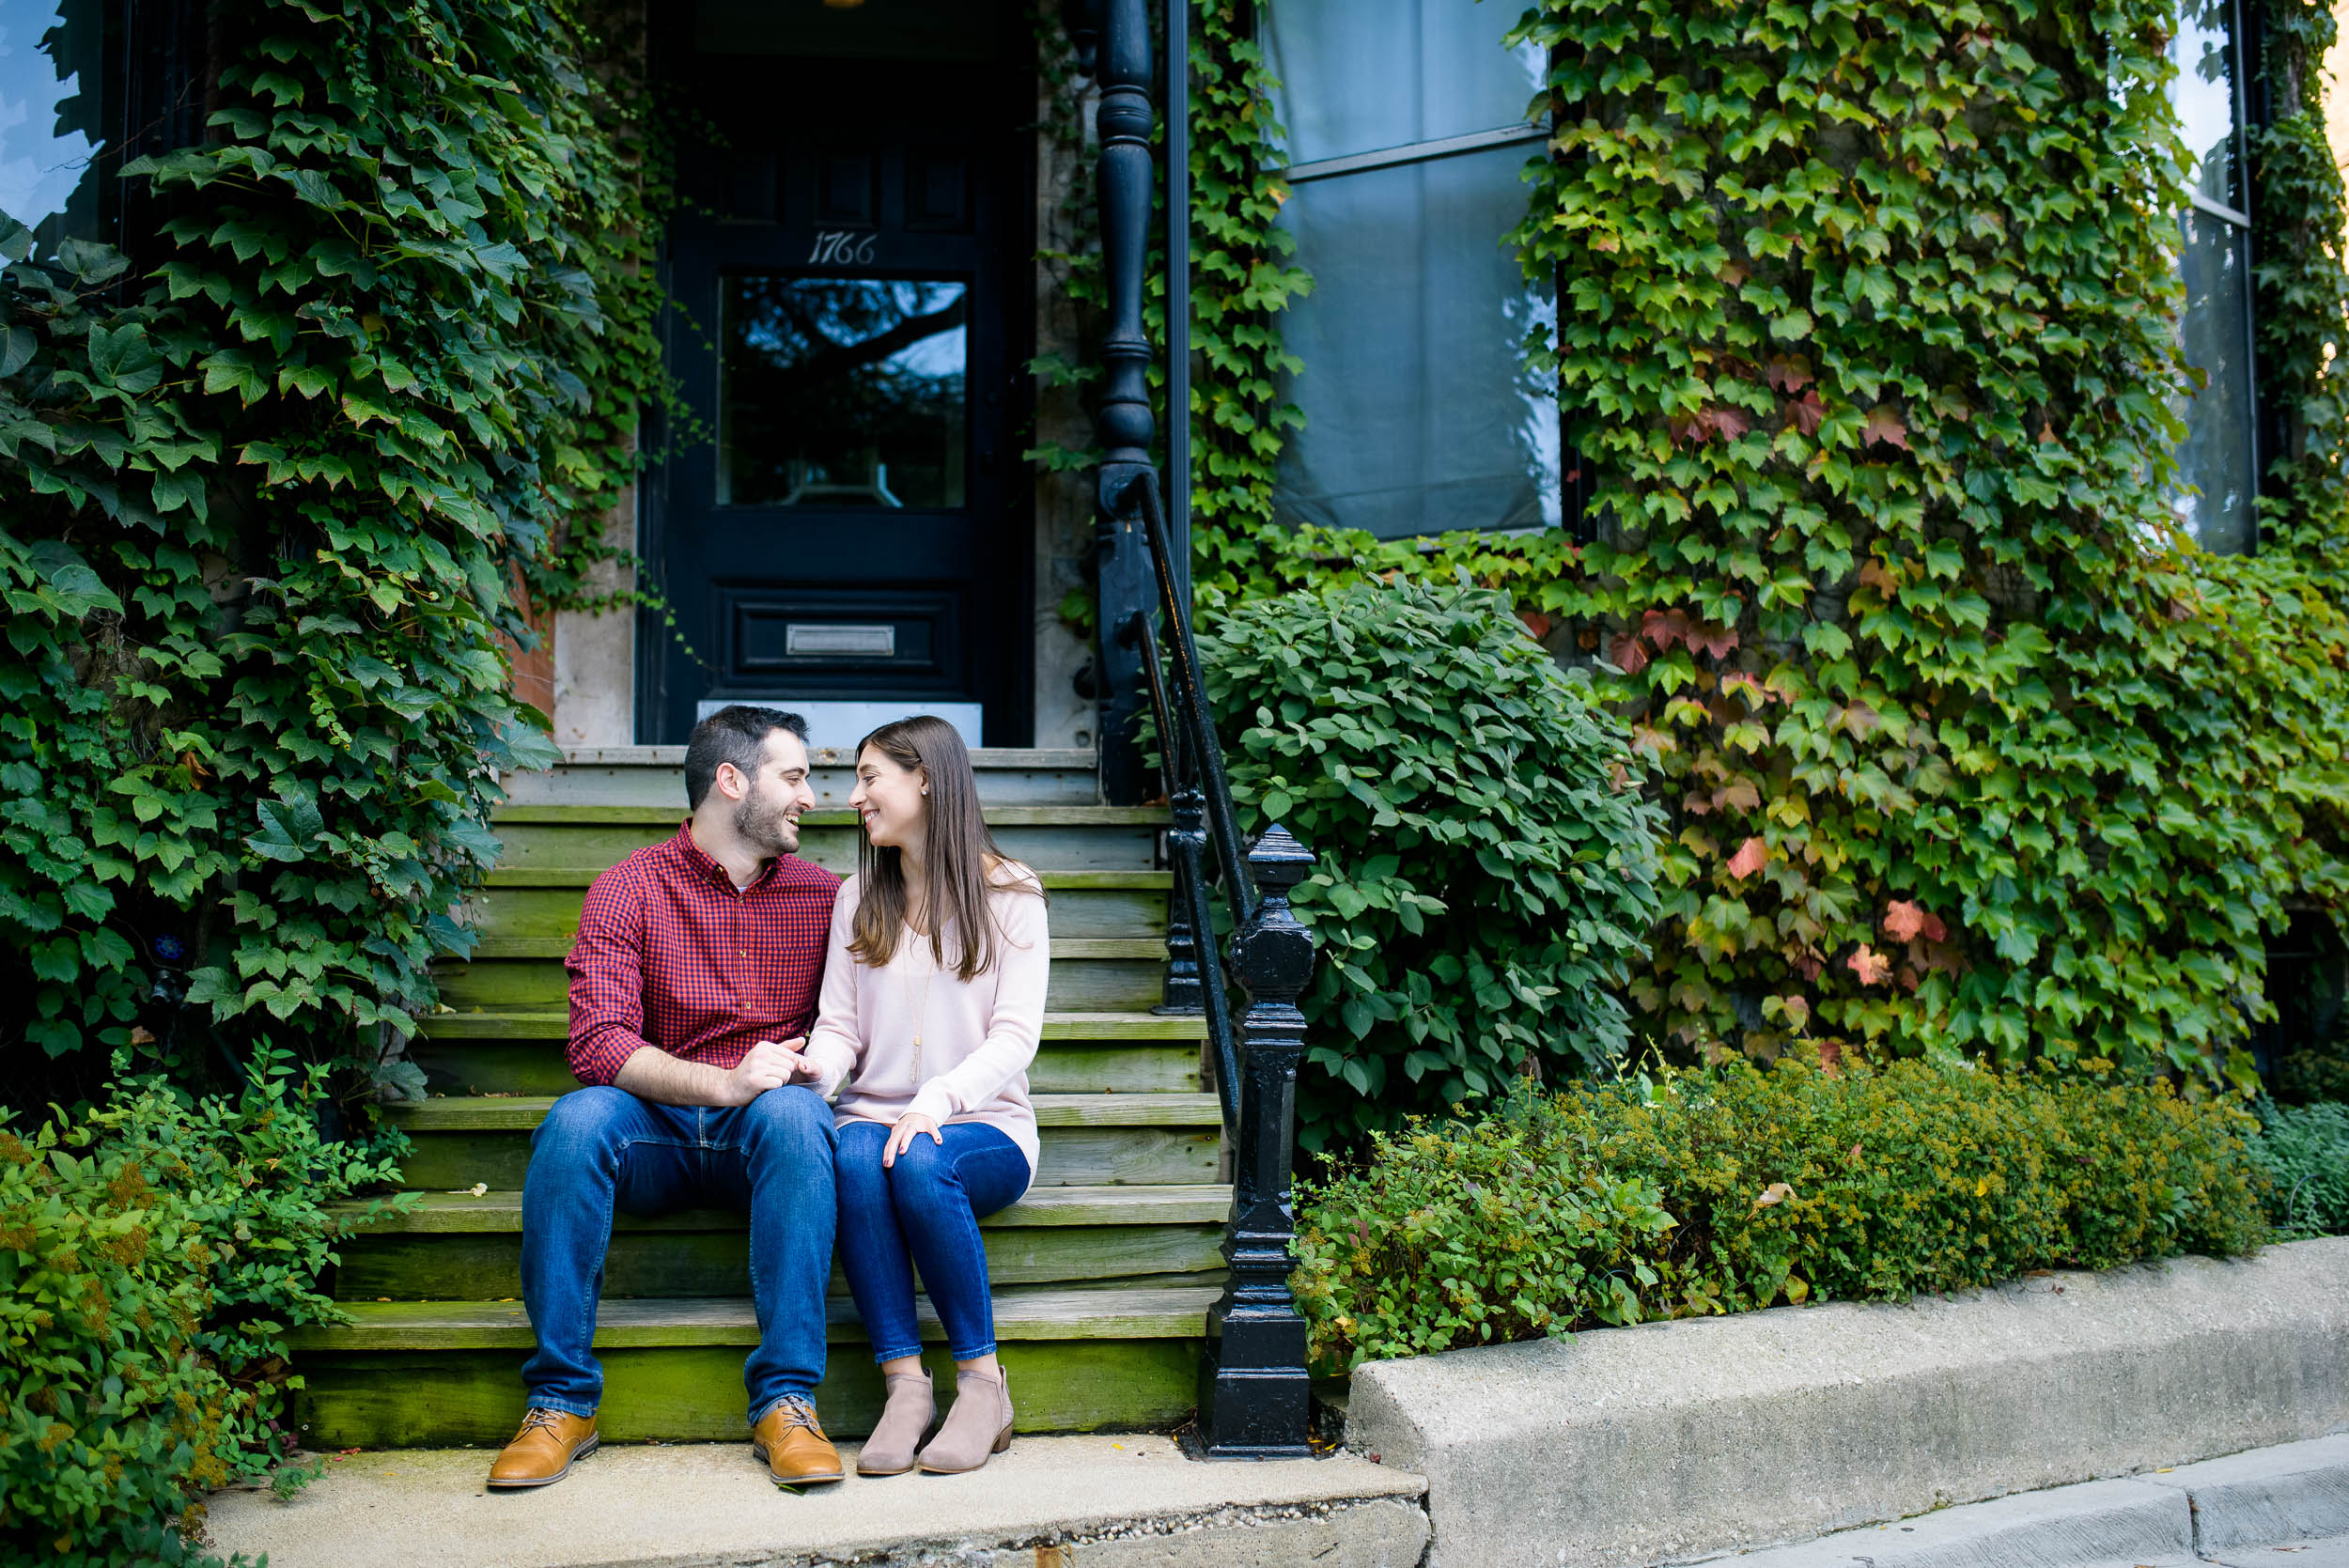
xmin=1495 ymin=0 xmax=2349 ymax=1083
xmin=0 ymin=0 xmax=668 ymax=1107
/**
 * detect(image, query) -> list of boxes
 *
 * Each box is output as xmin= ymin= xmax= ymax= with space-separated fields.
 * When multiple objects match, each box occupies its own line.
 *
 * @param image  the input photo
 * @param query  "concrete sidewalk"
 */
xmin=1709 ymin=1433 xmax=2349 ymax=1568
xmin=201 ymin=1434 xmax=1429 ymax=1568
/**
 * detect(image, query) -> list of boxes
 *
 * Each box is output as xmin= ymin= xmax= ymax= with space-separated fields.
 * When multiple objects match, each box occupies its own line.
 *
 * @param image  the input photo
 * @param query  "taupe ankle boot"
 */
xmin=917 ymin=1365 xmax=1013 ymax=1474
xmin=855 ymin=1368 xmax=936 ymax=1477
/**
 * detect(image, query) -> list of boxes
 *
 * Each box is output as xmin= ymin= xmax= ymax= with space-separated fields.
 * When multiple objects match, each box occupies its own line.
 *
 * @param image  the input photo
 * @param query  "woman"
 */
xmin=801 ymin=715 xmax=1048 ymax=1477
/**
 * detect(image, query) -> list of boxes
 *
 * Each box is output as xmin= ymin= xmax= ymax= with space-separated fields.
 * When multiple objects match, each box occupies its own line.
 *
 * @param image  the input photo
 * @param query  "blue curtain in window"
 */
xmin=1265 ymin=1 xmax=1559 ymax=540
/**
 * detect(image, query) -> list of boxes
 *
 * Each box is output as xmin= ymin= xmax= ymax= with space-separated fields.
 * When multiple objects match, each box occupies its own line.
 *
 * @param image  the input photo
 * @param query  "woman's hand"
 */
xmin=882 ymin=1112 xmax=942 ymax=1168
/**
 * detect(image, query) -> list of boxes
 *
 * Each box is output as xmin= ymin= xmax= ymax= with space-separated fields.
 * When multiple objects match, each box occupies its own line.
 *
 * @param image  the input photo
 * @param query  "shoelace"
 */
xmin=766 ymin=1400 xmax=822 ymax=1435
xmin=513 ymin=1407 xmax=570 ymax=1440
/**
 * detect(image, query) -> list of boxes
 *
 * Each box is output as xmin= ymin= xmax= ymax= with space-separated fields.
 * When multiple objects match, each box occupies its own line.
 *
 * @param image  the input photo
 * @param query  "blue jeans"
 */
xmin=833 ymin=1120 xmax=1031 ymax=1363
xmin=519 ymin=1085 xmax=836 ymax=1425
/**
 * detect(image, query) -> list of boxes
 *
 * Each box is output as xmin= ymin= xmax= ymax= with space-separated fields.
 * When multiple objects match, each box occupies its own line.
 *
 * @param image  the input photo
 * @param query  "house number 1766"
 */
xmin=809 ymin=231 xmax=878 ymax=265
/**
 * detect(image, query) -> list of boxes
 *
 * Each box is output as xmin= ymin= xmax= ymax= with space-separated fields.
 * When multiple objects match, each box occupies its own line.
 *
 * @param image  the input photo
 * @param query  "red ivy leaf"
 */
xmin=1861 ymin=405 xmax=1910 ymax=450
xmin=1847 ymin=944 xmax=1890 ymax=986
xmin=1643 ymin=608 xmax=1693 ymax=647
xmin=1725 ymin=836 xmax=1769 ymax=879
xmin=1784 ymin=387 xmax=1826 ymax=435
xmin=1766 ymin=355 xmax=1814 ymax=393
xmin=1519 ymin=609 xmax=1553 ymax=640
xmin=1689 ymin=620 xmax=1739 ymax=660
xmin=1608 ymin=633 xmax=1651 ymax=675
xmin=1882 ymin=899 xmax=1928 ymax=942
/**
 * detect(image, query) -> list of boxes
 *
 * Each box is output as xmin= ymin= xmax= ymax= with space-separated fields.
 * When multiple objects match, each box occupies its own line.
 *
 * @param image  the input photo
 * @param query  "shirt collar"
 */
xmin=670 ymin=822 xmax=778 ymax=893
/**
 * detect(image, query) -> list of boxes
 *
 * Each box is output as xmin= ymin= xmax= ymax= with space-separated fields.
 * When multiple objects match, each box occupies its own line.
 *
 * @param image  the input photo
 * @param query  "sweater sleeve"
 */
xmin=801 ymin=877 xmax=863 ymax=1099
xmin=907 ymin=877 xmax=1048 ymax=1125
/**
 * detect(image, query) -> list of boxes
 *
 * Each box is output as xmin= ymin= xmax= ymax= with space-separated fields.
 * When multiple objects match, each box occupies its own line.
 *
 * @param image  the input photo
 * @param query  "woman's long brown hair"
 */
xmin=848 ymin=715 xmax=1043 ymax=980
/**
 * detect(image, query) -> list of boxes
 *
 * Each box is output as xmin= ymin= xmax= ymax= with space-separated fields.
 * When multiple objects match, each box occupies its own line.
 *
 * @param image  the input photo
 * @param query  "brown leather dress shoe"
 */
xmin=486 ymin=1407 xmax=599 ymax=1489
xmin=752 ymin=1398 xmax=844 ymax=1484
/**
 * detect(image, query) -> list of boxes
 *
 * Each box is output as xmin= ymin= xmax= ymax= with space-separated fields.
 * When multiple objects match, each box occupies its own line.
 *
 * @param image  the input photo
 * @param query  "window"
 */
xmin=1264 ymin=0 xmax=1558 ymax=539
xmin=2168 ymin=0 xmax=2259 ymax=553
xmin=0 ymin=2 xmax=106 ymax=252
xmin=717 ymin=276 xmax=969 ymax=510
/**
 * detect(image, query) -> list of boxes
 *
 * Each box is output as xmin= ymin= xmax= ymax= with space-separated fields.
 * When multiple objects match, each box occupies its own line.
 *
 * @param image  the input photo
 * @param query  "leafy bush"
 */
xmin=0 ymin=1051 xmax=404 ymax=1565
xmin=1293 ymin=1053 xmax=2268 ymax=1374
xmin=1198 ymin=576 xmax=1664 ymax=1149
xmin=2251 ymin=1100 xmax=2349 ymax=1240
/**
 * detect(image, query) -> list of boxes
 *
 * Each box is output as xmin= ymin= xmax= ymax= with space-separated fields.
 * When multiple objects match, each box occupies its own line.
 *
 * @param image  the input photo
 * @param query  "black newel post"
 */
xmin=1089 ymin=0 xmax=1158 ymax=806
xmin=1198 ymin=825 xmax=1317 ymax=1456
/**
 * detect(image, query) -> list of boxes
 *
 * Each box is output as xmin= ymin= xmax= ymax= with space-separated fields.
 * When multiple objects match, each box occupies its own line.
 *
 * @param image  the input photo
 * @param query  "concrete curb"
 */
xmin=1713 ymin=1436 xmax=2349 ymax=1568
xmin=1345 ymin=1238 xmax=2349 ymax=1568
xmin=1709 ymin=1477 xmax=2194 ymax=1568
xmin=2140 ymin=1434 xmax=2349 ymax=1553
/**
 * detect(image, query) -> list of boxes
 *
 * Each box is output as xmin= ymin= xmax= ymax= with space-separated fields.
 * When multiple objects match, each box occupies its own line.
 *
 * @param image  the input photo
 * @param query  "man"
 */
xmin=487 ymin=706 xmax=845 ymax=1488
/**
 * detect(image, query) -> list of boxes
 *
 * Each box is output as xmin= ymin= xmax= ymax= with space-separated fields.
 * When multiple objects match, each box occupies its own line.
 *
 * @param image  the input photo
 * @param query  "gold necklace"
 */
xmin=900 ymin=928 xmax=934 ymax=1086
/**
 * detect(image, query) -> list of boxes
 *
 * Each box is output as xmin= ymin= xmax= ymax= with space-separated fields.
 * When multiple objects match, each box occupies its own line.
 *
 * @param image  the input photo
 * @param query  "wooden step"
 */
xmin=468 ymin=875 xmax=1173 ymax=954
xmin=434 ymin=949 xmax=1168 ymax=1014
xmin=417 ymin=1010 xmax=1209 ymax=1042
xmin=410 ymin=1010 xmax=1208 ymax=1096
xmin=386 ymin=1093 xmax=1225 ymax=1190
xmin=503 ymin=747 xmax=1104 ymax=810
xmin=288 ymin=1283 xmax=1217 ymax=1446
xmin=485 ymin=805 xmax=1170 ymax=878
xmin=330 ymin=1185 xmax=1233 ymax=1300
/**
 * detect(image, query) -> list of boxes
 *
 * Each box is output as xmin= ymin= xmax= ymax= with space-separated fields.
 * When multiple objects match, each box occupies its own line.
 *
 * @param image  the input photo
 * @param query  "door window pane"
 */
xmin=2173 ymin=208 xmax=2256 ymax=552
xmin=1264 ymin=0 xmax=1543 ymax=164
xmin=1273 ymin=145 xmax=1559 ymax=538
xmin=0 ymin=2 xmax=105 ymax=251
xmin=718 ymin=276 xmax=968 ymax=509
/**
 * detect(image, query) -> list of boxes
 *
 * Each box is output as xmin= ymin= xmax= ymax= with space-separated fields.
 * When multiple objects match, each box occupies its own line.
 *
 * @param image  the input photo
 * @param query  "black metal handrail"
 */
xmin=1120 ymin=472 xmax=1251 ymax=1131
xmin=1079 ymin=0 xmax=1315 ymax=1457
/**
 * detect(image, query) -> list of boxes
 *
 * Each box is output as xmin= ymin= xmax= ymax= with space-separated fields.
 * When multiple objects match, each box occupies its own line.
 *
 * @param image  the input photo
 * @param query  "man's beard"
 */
xmin=733 ymin=777 xmax=798 ymax=858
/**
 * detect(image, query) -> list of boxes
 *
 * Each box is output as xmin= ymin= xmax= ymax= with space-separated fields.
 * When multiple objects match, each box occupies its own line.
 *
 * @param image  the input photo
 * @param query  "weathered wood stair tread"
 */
xmin=385 ymin=1091 xmax=1221 ymax=1132
xmin=492 ymin=804 xmax=1170 ymax=827
xmin=459 ymin=935 xmax=1169 ymax=960
xmin=341 ymin=1184 xmax=1234 ymax=1232
xmin=418 ymin=1008 xmax=1211 ymax=1041
xmin=292 ymin=1284 xmax=1223 ymax=1350
xmin=485 ymin=865 xmax=1174 ymax=888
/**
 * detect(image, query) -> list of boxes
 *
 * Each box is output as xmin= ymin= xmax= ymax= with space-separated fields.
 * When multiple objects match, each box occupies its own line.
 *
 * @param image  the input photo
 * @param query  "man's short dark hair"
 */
xmin=685 ymin=706 xmax=809 ymax=810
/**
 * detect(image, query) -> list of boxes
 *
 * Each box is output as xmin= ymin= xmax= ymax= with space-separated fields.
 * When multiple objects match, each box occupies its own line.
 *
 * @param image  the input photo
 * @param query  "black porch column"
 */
xmin=1088 ymin=0 xmax=1157 ymax=805
xmin=1197 ymin=825 xmax=1317 ymax=1455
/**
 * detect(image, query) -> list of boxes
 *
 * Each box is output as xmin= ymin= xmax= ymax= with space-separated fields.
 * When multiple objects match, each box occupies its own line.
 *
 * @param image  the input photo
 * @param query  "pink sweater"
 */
xmin=801 ymin=869 xmax=1050 ymax=1175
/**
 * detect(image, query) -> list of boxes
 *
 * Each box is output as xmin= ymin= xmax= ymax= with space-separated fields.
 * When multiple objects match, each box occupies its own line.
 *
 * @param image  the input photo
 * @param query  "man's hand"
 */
xmin=721 ymin=1038 xmax=810 ymax=1107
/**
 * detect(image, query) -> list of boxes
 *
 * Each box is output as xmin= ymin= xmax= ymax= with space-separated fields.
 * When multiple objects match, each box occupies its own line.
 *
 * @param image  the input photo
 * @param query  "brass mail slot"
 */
xmin=786 ymin=622 xmax=895 ymax=658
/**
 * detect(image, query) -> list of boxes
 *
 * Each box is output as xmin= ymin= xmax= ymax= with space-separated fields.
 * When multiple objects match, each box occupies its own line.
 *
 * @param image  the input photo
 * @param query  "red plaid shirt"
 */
xmin=565 ymin=824 xmax=840 ymax=1087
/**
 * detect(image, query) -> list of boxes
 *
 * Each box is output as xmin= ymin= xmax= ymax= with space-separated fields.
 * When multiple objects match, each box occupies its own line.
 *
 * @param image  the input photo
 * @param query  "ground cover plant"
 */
xmin=2251 ymin=1099 xmax=2349 ymax=1240
xmin=1196 ymin=576 xmax=1664 ymax=1149
xmin=0 ymin=1050 xmax=405 ymax=1566
xmin=1291 ymin=1052 xmax=2268 ymax=1374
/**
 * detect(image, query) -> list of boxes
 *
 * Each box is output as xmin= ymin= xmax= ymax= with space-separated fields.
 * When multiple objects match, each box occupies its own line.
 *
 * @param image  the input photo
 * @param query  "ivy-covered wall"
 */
xmin=1162 ymin=0 xmax=2349 ymax=1090
xmin=0 ymin=0 xmax=665 ymax=1105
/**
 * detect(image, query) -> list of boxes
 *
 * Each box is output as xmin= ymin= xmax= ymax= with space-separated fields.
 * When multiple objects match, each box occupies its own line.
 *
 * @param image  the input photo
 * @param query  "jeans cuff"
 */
xmin=947 ymin=1341 xmax=997 ymax=1362
xmin=525 ymin=1393 xmax=599 ymax=1419
xmin=869 ymin=1344 xmax=925 ymax=1366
